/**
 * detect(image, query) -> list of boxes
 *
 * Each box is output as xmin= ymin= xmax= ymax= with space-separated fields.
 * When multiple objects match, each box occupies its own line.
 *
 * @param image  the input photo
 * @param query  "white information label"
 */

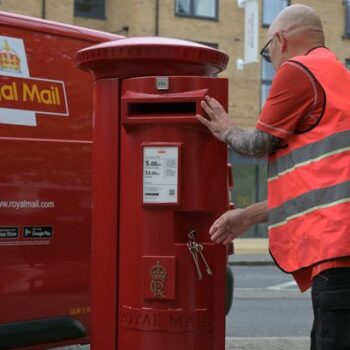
xmin=143 ymin=146 xmax=179 ymax=204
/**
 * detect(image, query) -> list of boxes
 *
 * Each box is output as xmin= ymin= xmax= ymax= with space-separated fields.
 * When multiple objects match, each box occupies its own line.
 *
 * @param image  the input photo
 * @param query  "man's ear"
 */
xmin=275 ymin=32 xmax=286 ymax=53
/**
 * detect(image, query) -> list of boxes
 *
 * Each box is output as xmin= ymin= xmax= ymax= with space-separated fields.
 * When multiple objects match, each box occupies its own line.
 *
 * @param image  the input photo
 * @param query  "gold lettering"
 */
xmin=40 ymin=89 xmax=53 ymax=104
xmin=69 ymin=307 xmax=82 ymax=315
xmin=23 ymin=83 xmax=41 ymax=103
xmin=81 ymin=306 xmax=91 ymax=314
xmin=55 ymin=87 xmax=60 ymax=105
xmin=13 ymin=82 xmax=18 ymax=100
xmin=70 ymin=306 xmax=91 ymax=316
xmin=0 ymin=83 xmax=17 ymax=101
xmin=51 ymin=87 xmax=56 ymax=104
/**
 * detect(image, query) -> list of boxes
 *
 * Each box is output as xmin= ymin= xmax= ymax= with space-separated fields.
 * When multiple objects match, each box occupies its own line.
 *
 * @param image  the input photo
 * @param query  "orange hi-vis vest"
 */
xmin=268 ymin=47 xmax=350 ymax=273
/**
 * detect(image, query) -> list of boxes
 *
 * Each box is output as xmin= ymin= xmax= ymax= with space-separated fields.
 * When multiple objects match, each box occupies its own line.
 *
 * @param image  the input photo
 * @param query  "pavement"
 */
xmin=229 ymin=238 xmax=274 ymax=266
xmin=53 ymin=337 xmax=310 ymax=350
xmin=226 ymin=337 xmax=310 ymax=350
xmin=232 ymin=237 xmax=269 ymax=255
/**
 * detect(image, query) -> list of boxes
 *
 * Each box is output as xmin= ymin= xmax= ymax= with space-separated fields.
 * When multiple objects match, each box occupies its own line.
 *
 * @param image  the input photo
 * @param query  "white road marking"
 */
xmin=267 ymin=280 xmax=297 ymax=290
xmin=234 ymin=288 xmax=310 ymax=299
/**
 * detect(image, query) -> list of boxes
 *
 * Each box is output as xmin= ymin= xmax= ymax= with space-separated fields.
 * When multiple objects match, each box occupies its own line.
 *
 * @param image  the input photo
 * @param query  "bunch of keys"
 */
xmin=187 ymin=229 xmax=213 ymax=280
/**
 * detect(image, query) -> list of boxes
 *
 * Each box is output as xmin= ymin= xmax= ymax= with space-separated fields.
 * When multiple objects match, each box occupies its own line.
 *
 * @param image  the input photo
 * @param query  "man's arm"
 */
xmin=209 ymin=201 xmax=268 ymax=245
xmin=196 ymin=96 xmax=281 ymax=157
xmin=222 ymin=127 xmax=281 ymax=158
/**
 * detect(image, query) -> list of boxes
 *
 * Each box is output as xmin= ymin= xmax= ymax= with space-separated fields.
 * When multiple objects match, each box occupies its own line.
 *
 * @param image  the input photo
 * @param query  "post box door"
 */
xmin=118 ymin=75 xmax=229 ymax=350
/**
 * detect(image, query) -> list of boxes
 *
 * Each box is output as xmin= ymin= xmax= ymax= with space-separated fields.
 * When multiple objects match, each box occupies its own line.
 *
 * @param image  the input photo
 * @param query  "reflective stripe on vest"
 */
xmin=268 ymin=130 xmax=350 ymax=182
xmin=269 ymin=180 xmax=350 ymax=229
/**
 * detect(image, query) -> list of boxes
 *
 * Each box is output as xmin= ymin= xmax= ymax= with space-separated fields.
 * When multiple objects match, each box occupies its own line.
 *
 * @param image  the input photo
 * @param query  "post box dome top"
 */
xmin=75 ymin=36 xmax=229 ymax=79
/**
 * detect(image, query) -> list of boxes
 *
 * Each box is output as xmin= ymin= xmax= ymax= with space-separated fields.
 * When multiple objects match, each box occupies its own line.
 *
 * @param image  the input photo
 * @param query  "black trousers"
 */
xmin=311 ymin=268 xmax=350 ymax=350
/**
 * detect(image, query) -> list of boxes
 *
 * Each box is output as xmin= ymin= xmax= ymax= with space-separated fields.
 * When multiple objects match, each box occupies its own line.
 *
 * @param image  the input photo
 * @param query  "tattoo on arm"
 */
xmin=223 ymin=128 xmax=281 ymax=158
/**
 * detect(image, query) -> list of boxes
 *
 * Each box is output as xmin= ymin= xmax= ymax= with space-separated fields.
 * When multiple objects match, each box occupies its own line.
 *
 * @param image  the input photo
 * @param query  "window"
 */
xmin=229 ymin=151 xmax=268 ymax=238
xmin=260 ymin=60 xmax=275 ymax=108
xmin=175 ymin=0 xmax=218 ymax=20
xmin=346 ymin=59 xmax=350 ymax=70
xmin=345 ymin=0 xmax=350 ymax=37
xmin=262 ymin=0 xmax=289 ymax=27
xmin=74 ymin=0 xmax=105 ymax=19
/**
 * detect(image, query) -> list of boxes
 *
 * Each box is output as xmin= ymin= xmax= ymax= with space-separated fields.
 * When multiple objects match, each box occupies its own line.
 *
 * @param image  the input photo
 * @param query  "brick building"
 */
xmin=1 ymin=0 xmax=349 ymax=236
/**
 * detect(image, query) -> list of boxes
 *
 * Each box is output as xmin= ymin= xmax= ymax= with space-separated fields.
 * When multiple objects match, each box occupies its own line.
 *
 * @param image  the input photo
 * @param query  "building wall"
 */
xmin=1 ymin=0 xmax=349 ymax=129
xmin=0 ymin=0 xmax=43 ymax=18
xmin=0 ymin=0 xmax=74 ymax=23
xmin=46 ymin=0 xmax=74 ymax=24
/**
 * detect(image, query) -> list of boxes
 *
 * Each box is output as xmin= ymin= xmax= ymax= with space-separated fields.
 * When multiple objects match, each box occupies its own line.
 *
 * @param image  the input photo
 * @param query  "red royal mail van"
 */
xmin=0 ymin=12 xmax=122 ymax=350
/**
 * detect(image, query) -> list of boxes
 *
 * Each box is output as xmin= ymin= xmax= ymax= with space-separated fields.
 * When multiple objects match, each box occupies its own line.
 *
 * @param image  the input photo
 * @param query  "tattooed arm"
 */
xmin=222 ymin=127 xmax=280 ymax=158
xmin=196 ymin=96 xmax=281 ymax=158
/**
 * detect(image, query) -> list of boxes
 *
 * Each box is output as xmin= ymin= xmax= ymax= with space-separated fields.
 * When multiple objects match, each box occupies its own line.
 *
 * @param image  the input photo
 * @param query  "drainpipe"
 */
xmin=42 ymin=0 xmax=46 ymax=19
xmin=155 ymin=0 xmax=159 ymax=36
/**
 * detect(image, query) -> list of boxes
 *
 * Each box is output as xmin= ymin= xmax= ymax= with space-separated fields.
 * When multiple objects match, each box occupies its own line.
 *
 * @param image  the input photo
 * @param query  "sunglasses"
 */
xmin=259 ymin=37 xmax=273 ymax=63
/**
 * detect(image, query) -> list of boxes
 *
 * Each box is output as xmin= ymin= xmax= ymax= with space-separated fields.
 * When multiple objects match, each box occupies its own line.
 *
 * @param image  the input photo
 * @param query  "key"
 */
xmin=188 ymin=229 xmax=196 ymax=241
xmin=188 ymin=242 xmax=203 ymax=280
xmin=196 ymin=243 xmax=213 ymax=276
xmin=187 ymin=241 xmax=203 ymax=280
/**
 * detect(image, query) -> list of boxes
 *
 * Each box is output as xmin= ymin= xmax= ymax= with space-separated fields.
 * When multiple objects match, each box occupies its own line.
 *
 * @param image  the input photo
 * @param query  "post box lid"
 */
xmin=75 ymin=37 xmax=229 ymax=79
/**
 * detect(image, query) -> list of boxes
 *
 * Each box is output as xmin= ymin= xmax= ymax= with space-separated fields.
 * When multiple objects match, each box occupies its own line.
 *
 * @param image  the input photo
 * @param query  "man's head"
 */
xmin=261 ymin=4 xmax=325 ymax=70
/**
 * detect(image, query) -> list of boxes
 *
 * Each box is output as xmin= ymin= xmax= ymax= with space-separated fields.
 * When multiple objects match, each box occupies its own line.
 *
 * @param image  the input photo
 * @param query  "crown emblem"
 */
xmin=0 ymin=40 xmax=21 ymax=73
xmin=149 ymin=260 xmax=167 ymax=298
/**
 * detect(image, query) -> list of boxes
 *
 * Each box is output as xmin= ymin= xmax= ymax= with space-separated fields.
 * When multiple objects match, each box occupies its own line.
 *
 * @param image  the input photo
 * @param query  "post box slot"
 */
xmin=128 ymin=102 xmax=196 ymax=116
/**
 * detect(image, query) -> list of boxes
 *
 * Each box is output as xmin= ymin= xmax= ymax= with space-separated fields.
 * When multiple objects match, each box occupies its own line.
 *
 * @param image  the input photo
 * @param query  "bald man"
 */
xmin=197 ymin=5 xmax=350 ymax=350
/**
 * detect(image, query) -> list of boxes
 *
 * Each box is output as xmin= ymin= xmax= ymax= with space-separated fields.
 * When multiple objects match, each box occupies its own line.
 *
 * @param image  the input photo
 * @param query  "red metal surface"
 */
xmin=0 ymin=12 xmax=122 ymax=349
xmin=75 ymin=36 xmax=229 ymax=79
xmin=77 ymin=36 xmax=230 ymax=350
xmin=118 ymin=76 xmax=228 ymax=350
xmin=90 ymin=78 xmax=120 ymax=350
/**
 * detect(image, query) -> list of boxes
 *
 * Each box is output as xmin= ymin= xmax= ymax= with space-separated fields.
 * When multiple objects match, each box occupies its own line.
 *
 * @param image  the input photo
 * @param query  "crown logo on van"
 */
xmin=0 ymin=40 xmax=21 ymax=73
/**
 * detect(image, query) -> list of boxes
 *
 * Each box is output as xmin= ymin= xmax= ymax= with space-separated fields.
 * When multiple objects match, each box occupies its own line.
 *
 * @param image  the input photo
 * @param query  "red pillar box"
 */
xmin=75 ymin=37 xmax=230 ymax=350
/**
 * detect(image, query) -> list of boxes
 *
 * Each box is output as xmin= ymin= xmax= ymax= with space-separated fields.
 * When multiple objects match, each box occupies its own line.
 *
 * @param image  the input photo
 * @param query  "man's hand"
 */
xmin=196 ymin=96 xmax=280 ymax=158
xmin=209 ymin=208 xmax=251 ymax=245
xmin=209 ymin=201 xmax=268 ymax=245
xmin=196 ymin=95 xmax=236 ymax=142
